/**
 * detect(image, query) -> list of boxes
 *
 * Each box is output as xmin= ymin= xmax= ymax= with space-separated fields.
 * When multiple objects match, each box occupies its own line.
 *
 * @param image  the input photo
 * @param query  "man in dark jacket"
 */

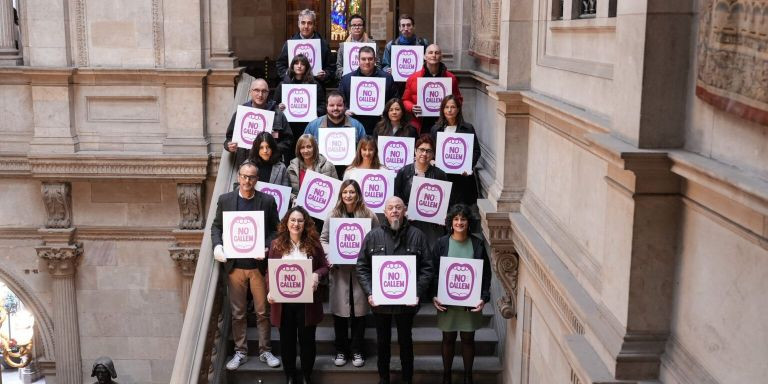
xmin=276 ymin=9 xmax=336 ymax=85
xmin=224 ymin=78 xmax=294 ymax=166
xmin=338 ymin=46 xmax=397 ymax=135
xmin=211 ymin=161 xmax=281 ymax=371
xmin=357 ymin=196 xmax=434 ymax=384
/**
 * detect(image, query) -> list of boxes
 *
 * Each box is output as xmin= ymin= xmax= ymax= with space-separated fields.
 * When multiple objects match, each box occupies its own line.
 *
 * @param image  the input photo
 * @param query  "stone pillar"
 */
xmin=169 ymin=247 xmax=200 ymax=312
xmin=0 ymin=0 xmax=21 ymax=65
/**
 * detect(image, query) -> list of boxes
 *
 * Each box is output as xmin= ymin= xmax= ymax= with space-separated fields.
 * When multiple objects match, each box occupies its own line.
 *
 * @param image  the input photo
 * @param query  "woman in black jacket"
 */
xmin=431 ymin=204 xmax=491 ymax=384
xmin=373 ymin=98 xmax=419 ymax=140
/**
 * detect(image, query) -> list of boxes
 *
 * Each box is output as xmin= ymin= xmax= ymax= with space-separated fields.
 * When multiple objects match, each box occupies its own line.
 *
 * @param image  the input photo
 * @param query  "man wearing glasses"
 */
xmin=335 ymin=14 xmax=380 ymax=80
xmin=356 ymin=196 xmax=434 ymax=384
xmin=211 ymin=161 xmax=282 ymax=371
xmin=224 ymin=78 xmax=294 ymax=166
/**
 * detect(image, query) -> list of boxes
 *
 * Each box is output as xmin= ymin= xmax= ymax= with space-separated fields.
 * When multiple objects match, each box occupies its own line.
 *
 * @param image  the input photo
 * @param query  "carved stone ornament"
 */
xmin=469 ymin=0 xmax=501 ymax=63
xmin=41 ymin=182 xmax=72 ymax=229
xmin=491 ymin=248 xmax=519 ymax=318
xmin=177 ymin=184 xmax=204 ymax=229
xmin=169 ymin=247 xmax=200 ymax=277
xmin=36 ymin=244 xmax=83 ymax=277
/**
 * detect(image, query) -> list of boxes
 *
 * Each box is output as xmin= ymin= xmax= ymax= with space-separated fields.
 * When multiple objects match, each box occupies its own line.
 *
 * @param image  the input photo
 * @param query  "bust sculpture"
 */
xmin=91 ymin=356 xmax=118 ymax=384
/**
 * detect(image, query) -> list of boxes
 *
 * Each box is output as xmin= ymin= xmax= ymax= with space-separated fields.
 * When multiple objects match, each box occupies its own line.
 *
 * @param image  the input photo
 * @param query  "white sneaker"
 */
xmin=352 ymin=353 xmax=365 ymax=367
xmin=226 ymin=351 xmax=247 ymax=370
xmin=259 ymin=351 xmax=281 ymax=368
xmin=334 ymin=353 xmax=347 ymax=366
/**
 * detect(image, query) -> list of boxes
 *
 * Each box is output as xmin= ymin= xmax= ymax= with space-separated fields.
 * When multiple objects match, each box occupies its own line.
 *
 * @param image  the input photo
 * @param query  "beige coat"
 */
xmin=320 ymin=207 xmax=380 ymax=317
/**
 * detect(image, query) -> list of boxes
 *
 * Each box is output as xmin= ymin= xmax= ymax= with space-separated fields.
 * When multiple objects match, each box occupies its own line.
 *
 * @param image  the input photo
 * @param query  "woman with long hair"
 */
xmin=288 ymin=134 xmax=338 ymax=233
xmin=248 ymin=132 xmax=290 ymax=187
xmin=431 ymin=204 xmax=490 ymax=384
xmin=267 ymin=206 xmax=329 ymax=384
xmin=342 ymin=135 xmax=386 ymax=179
xmin=319 ymin=180 xmax=380 ymax=368
xmin=373 ymin=98 xmax=418 ymax=140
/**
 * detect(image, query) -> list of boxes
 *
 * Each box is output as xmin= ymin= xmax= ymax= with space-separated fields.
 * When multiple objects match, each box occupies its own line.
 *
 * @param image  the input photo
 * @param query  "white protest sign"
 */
xmin=268 ymin=258 xmax=314 ymax=303
xmin=406 ymin=176 xmax=452 ymax=225
xmin=377 ymin=136 xmax=414 ymax=172
xmin=417 ymin=77 xmax=452 ymax=117
xmin=343 ymin=42 xmax=377 ymax=75
xmin=288 ymin=39 xmax=323 ymax=75
xmin=328 ymin=218 xmax=371 ymax=265
xmin=372 ymin=255 xmax=417 ymax=305
xmin=223 ymin=211 xmax=265 ymax=259
xmin=281 ymin=84 xmax=318 ymax=122
xmin=391 ymin=45 xmax=424 ymax=81
xmin=437 ymin=257 xmax=483 ymax=307
xmin=349 ymin=76 xmax=386 ymax=116
xmin=256 ymin=182 xmax=292 ymax=219
xmin=435 ymin=132 xmax=475 ymax=175
xmin=232 ymin=106 xmax=275 ymax=149
xmin=295 ymin=170 xmax=342 ymax=220
xmin=319 ymin=127 xmax=356 ymax=165
xmin=345 ymin=169 xmax=396 ymax=213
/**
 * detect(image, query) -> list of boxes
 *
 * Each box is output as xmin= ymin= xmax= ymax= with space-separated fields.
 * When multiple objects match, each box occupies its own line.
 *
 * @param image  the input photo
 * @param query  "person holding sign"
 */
xmin=430 ymin=95 xmax=482 ymax=208
xmin=335 ymin=14 xmax=379 ymax=80
xmin=431 ymin=204 xmax=491 ymax=384
xmin=357 ymin=196 xmax=434 ymax=384
xmin=211 ymin=160 xmax=282 ymax=371
xmin=288 ymin=134 xmax=339 ymax=231
xmin=394 ymin=134 xmax=448 ymax=245
xmin=247 ymin=132 xmax=291 ymax=188
xmin=402 ymin=44 xmax=463 ymax=133
xmin=266 ymin=206 xmax=329 ymax=384
xmin=276 ymin=9 xmax=336 ymax=85
xmin=342 ymin=135 xmax=387 ymax=179
xmin=225 ymin=78 xmax=294 ymax=166
xmin=381 ymin=14 xmax=429 ymax=97
xmin=338 ymin=46 xmax=396 ymax=135
xmin=373 ymin=98 xmax=419 ymax=140
xmin=319 ymin=179 xmax=379 ymax=368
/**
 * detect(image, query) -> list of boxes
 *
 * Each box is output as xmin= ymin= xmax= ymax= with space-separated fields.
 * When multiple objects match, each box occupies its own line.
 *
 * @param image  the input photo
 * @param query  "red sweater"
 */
xmin=402 ymin=65 xmax=463 ymax=132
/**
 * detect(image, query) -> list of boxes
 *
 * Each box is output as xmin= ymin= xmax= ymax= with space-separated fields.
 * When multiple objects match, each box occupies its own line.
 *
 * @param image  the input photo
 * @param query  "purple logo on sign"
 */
xmin=276 ymin=263 xmax=305 ymax=298
xmin=396 ymin=49 xmax=418 ymax=78
xmin=240 ymin=112 xmax=267 ymax=145
xmin=229 ymin=216 xmax=258 ymax=253
xmin=356 ymin=81 xmax=379 ymax=111
xmin=422 ymin=82 xmax=446 ymax=112
xmin=379 ymin=260 xmax=409 ymax=299
xmin=287 ymin=88 xmax=311 ymax=118
xmin=304 ymin=178 xmax=333 ymax=213
xmin=348 ymin=46 xmax=361 ymax=70
xmin=361 ymin=173 xmax=387 ymax=208
xmin=415 ymin=182 xmax=443 ymax=218
xmin=260 ymin=187 xmax=284 ymax=215
xmin=446 ymin=262 xmax=475 ymax=300
xmin=382 ymin=140 xmax=408 ymax=170
xmin=293 ymin=43 xmax=316 ymax=69
xmin=336 ymin=223 xmax=364 ymax=259
xmin=325 ymin=131 xmax=350 ymax=162
xmin=441 ymin=137 xmax=468 ymax=170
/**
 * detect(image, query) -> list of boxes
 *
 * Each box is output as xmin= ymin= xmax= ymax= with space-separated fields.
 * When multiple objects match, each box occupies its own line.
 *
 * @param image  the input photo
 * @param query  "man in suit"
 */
xmin=211 ymin=160 xmax=281 ymax=370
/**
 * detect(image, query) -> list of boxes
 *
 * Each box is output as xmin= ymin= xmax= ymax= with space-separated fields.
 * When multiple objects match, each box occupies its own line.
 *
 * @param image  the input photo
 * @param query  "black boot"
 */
xmin=463 ymin=372 xmax=474 ymax=384
xmin=443 ymin=372 xmax=452 ymax=384
xmin=303 ymin=375 xmax=313 ymax=384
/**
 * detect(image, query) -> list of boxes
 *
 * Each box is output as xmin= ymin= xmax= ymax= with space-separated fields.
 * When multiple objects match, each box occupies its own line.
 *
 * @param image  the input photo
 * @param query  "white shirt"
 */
xmin=283 ymin=240 xmax=308 ymax=260
xmin=445 ymin=125 xmax=458 ymax=133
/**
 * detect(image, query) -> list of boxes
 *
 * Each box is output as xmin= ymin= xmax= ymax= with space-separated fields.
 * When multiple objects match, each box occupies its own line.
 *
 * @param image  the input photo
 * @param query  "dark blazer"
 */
xmin=266 ymin=241 xmax=329 ymax=326
xmin=430 ymin=121 xmax=482 ymax=204
xmin=430 ymin=234 xmax=491 ymax=304
xmin=211 ymin=190 xmax=280 ymax=274
xmin=276 ymin=32 xmax=336 ymax=85
xmin=224 ymin=100 xmax=295 ymax=167
xmin=337 ymin=67 xmax=397 ymax=134
xmin=394 ymin=163 xmax=447 ymax=206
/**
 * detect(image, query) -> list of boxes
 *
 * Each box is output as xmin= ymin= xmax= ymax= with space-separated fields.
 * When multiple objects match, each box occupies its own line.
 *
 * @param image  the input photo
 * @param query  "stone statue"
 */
xmin=91 ymin=356 xmax=118 ymax=384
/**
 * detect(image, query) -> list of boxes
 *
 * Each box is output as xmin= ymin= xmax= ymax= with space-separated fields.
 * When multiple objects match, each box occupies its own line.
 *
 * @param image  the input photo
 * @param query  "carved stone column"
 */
xmin=169 ymin=247 xmax=199 ymax=312
xmin=176 ymin=183 xmax=204 ymax=229
xmin=0 ymin=0 xmax=21 ymax=65
xmin=42 ymin=182 xmax=72 ymax=228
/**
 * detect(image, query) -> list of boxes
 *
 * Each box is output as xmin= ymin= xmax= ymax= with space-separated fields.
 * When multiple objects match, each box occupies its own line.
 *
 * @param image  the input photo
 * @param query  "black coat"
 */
xmin=211 ymin=190 xmax=280 ymax=274
xmin=430 ymin=234 xmax=491 ymax=304
xmin=394 ymin=163 xmax=447 ymax=206
xmin=276 ymin=32 xmax=336 ymax=85
xmin=430 ymin=121 xmax=482 ymax=204
xmin=224 ymin=100 xmax=294 ymax=167
xmin=337 ymin=67 xmax=397 ymax=135
xmin=356 ymin=220 xmax=434 ymax=314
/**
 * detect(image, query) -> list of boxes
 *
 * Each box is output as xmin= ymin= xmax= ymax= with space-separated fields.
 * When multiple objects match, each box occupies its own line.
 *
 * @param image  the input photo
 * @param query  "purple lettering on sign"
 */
xmin=261 ymin=187 xmax=283 ymax=214
xmin=445 ymin=262 xmax=475 ymax=300
xmin=396 ymin=49 xmax=418 ymax=78
xmin=276 ymin=263 xmax=306 ymax=298
xmin=356 ymin=81 xmax=380 ymax=111
xmin=348 ymin=46 xmax=361 ymax=70
xmin=240 ymin=112 xmax=267 ymax=145
xmin=415 ymin=182 xmax=443 ymax=218
xmin=293 ymin=43 xmax=316 ymax=68
xmin=441 ymin=137 xmax=468 ymax=170
xmin=229 ymin=216 xmax=258 ymax=253
xmin=379 ymin=260 xmax=409 ymax=299
xmin=325 ymin=131 xmax=350 ymax=162
xmin=382 ymin=140 xmax=407 ymax=170
xmin=287 ymin=88 xmax=311 ymax=118
xmin=335 ymin=223 xmax=364 ymax=259
xmin=304 ymin=178 xmax=333 ymax=213
xmin=422 ymin=82 xmax=447 ymax=112
xmin=361 ymin=173 xmax=387 ymax=208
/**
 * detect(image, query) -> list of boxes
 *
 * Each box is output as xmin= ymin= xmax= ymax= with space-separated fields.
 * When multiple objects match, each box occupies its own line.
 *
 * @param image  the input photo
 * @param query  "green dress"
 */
xmin=437 ymin=237 xmax=483 ymax=332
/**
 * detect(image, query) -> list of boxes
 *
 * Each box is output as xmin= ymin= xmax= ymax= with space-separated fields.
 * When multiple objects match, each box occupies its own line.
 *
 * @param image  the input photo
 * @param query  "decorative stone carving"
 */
xmin=36 ymin=244 xmax=82 ymax=277
xmin=152 ymin=0 xmax=164 ymax=68
xmin=72 ymin=0 xmax=88 ymax=66
xmin=169 ymin=247 xmax=199 ymax=277
xmin=491 ymin=248 xmax=519 ymax=318
xmin=469 ymin=0 xmax=501 ymax=63
xmin=177 ymin=184 xmax=204 ymax=229
xmin=41 ymin=182 xmax=72 ymax=229
xmin=29 ymin=156 xmax=208 ymax=180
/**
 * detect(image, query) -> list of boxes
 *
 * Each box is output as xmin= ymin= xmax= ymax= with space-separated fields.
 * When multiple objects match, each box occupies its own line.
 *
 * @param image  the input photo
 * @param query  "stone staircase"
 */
xmin=225 ymin=300 xmax=503 ymax=383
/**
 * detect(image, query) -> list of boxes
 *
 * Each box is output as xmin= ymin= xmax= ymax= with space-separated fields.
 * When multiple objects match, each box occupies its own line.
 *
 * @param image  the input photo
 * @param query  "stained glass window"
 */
xmin=330 ymin=0 xmax=364 ymax=42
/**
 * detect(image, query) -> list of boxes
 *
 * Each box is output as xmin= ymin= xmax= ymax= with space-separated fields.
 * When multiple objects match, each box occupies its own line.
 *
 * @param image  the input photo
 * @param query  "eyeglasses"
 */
xmin=350 ymin=24 xmax=364 ymax=28
xmin=239 ymin=173 xmax=258 ymax=181
xmin=385 ymin=205 xmax=405 ymax=212
xmin=416 ymin=147 xmax=434 ymax=154
xmin=250 ymin=89 xmax=269 ymax=95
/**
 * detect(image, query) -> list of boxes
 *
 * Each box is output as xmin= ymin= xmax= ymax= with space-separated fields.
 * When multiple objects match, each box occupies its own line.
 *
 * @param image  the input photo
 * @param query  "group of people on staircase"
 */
xmin=211 ymin=9 xmax=490 ymax=384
